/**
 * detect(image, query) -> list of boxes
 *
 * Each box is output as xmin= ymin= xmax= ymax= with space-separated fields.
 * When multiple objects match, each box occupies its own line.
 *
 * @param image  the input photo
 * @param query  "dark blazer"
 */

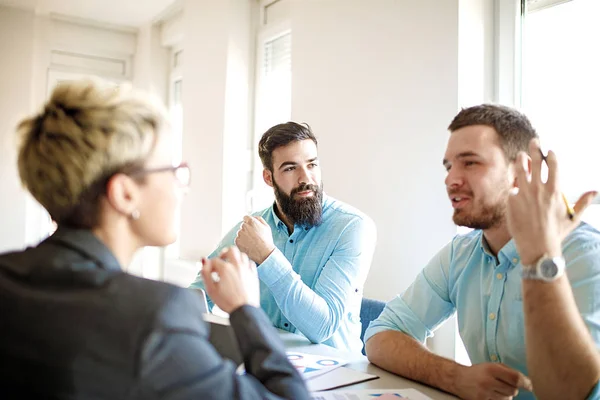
xmin=0 ymin=228 xmax=309 ymax=400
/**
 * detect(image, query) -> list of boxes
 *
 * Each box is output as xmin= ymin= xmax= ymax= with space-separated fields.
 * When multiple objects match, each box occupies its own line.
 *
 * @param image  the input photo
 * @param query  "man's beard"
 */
xmin=273 ymin=180 xmax=324 ymax=228
xmin=451 ymin=188 xmax=509 ymax=230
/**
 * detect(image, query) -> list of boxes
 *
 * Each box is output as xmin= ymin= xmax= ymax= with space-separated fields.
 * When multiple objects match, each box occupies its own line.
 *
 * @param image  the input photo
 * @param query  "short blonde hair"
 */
xmin=17 ymin=78 xmax=169 ymax=228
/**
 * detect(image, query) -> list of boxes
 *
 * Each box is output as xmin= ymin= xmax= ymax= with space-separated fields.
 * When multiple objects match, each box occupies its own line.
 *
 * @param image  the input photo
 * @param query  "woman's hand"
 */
xmin=201 ymin=246 xmax=260 ymax=313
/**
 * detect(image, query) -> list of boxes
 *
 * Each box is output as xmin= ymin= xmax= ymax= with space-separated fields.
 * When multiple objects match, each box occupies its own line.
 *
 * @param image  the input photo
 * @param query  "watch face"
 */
xmin=540 ymin=259 xmax=559 ymax=277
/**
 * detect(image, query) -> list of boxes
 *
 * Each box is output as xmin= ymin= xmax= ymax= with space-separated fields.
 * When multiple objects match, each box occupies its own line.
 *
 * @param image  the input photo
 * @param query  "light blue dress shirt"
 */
xmin=364 ymin=223 xmax=600 ymax=400
xmin=191 ymin=195 xmax=377 ymax=354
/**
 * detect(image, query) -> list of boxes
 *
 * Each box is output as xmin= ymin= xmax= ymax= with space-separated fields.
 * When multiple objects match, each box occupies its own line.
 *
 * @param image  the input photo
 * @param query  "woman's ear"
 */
xmin=105 ymin=173 xmax=141 ymax=217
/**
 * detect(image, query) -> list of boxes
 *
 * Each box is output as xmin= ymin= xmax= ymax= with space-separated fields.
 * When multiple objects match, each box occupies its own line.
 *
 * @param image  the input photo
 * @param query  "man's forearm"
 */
xmin=523 ymin=277 xmax=600 ymax=399
xmin=365 ymin=330 xmax=465 ymax=396
xmin=259 ymin=250 xmax=348 ymax=343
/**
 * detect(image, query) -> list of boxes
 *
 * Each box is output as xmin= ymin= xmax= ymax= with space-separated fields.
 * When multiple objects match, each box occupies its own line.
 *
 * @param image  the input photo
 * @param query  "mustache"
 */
xmin=291 ymin=183 xmax=319 ymax=196
xmin=447 ymin=189 xmax=473 ymax=197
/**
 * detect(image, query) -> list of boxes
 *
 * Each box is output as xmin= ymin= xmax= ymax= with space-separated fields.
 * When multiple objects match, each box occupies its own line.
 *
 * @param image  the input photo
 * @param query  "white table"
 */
xmin=279 ymin=331 xmax=458 ymax=400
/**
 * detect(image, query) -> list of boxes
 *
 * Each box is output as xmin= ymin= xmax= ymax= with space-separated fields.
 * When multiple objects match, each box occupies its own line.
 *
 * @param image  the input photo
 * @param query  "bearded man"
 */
xmin=364 ymin=105 xmax=600 ymax=400
xmin=191 ymin=122 xmax=376 ymax=353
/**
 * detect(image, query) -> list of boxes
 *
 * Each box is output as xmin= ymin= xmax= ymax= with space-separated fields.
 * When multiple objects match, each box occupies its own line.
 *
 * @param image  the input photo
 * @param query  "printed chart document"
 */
xmin=310 ymin=388 xmax=433 ymax=400
xmin=306 ymin=367 xmax=379 ymax=392
xmin=287 ymin=352 xmax=348 ymax=380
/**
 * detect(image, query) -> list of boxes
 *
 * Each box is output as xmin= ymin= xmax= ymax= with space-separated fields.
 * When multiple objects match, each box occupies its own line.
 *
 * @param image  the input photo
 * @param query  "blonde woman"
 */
xmin=0 ymin=79 xmax=308 ymax=400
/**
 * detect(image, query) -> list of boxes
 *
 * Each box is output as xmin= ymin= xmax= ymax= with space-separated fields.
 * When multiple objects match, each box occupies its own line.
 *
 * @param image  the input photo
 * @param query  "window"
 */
xmin=260 ymin=31 xmax=292 ymax=129
xmin=521 ymin=0 xmax=600 ymax=228
xmin=164 ymin=48 xmax=184 ymax=261
xmin=250 ymin=23 xmax=292 ymax=212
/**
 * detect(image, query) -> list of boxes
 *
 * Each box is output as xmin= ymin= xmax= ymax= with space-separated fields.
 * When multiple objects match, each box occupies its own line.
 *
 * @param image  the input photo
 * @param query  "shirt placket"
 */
xmin=486 ymin=259 xmax=509 ymax=363
xmin=278 ymin=224 xmax=302 ymax=332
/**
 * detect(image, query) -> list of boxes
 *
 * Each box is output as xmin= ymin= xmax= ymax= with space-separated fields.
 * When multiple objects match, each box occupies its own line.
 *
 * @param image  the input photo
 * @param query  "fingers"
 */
xmin=489 ymin=394 xmax=516 ymax=400
xmin=243 ymin=215 xmax=269 ymax=228
xmin=243 ymin=215 xmax=259 ymax=226
xmin=545 ymin=149 xmax=559 ymax=193
xmin=218 ymin=246 xmax=230 ymax=260
xmin=200 ymin=258 xmax=221 ymax=294
xmin=495 ymin=364 xmax=525 ymax=389
xmin=241 ymin=251 xmax=258 ymax=277
xmin=513 ymin=152 xmax=529 ymax=194
xmin=240 ymin=251 xmax=248 ymax=264
xmin=217 ymin=246 xmax=243 ymax=267
xmin=517 ymin=373 xmax=533 ymax=392
xmin=529 ymin=139 xmax=543 ymax=186
xmin=491 ymin=383 xmax=519 ymax=397
xmin=574 ymin=190 xmax=598 ymax=217
xmin=238 ymin=216 xmax=258 ymax=239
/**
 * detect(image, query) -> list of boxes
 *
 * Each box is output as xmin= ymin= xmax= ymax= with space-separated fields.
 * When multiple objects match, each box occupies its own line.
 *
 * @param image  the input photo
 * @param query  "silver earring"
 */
xmin=131 ymin=209 xmax=140 ymax=220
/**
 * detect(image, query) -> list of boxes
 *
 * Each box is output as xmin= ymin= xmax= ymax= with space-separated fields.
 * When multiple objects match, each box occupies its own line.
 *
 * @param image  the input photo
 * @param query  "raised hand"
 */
xmin=234 ymin=216 xmax=276 ymax=265
xmin=507 ymin=139 xmax=597 ymax=265
xmin=201 ymin=246 xmax=260 ymax=313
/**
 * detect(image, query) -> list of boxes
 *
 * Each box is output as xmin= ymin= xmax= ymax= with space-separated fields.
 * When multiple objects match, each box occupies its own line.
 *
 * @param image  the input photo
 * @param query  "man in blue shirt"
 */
xmin=364 ymin=105 xmax=600 ymax=400
xmin=191 ymin=122 xmax=376 ymax=354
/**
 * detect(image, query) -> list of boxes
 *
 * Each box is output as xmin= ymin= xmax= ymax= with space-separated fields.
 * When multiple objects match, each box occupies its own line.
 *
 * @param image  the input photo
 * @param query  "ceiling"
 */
xmin=0 ymin=0 xmax=178 ymax=27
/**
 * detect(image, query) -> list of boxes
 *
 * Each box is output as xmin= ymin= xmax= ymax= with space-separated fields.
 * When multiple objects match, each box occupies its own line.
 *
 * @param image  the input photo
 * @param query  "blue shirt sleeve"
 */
xmin=364 ymin=241 xmax=456 ymax=344
xmin=562 ymin=226 xmax=600 ymax=346
xmin=188 ymin=222 xmax=242 ymax=310
xmin=587 ymin=381 xmax=600 ymax=400
xmin=259 ymin=216 xmax=376 ymax=344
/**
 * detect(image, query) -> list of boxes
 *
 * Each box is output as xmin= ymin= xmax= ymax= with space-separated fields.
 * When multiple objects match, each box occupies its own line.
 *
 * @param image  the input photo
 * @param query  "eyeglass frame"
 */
xmin=128 ymin=162 xmax=191 ymax=188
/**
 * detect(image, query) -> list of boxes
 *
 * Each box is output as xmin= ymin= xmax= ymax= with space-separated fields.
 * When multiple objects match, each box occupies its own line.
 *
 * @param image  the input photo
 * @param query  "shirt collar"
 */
xmin=270 ymin=202 xmax=286 ymax=230
xmin=478 ymin=232 xmax=520 ymax=267
xmin=47 ymin=227 xmax=123 ymax=272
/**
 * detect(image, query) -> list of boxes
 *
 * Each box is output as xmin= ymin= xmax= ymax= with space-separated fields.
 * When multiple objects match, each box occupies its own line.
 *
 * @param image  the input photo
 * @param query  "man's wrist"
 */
xmin=521 ymin=244 xmax=562 ymax=267
xmin=447 ymin=362 xmax=470 ymax=397
xmin=256 ymin=246 xmax=276 ymax=265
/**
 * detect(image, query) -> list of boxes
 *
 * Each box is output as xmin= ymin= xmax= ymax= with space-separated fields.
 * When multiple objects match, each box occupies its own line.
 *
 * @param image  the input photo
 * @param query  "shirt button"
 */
xmin=489 ymin=313 xmax=496 ymax=320
xmin=289 ymin=239 xmax=294 ymax=243
xmin=496 ymin=273 xmax=503 ymax=280
xmin=490 ymin=354 xmax=498 ymax=362
xmin=512 ymin=258 xmax=519 ymax=264
xmin=284 ymin=323 xmax=289 ymax=327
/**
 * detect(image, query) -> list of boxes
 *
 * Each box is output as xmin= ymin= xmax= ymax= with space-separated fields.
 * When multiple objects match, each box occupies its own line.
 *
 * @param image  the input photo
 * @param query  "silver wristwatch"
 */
xmin=521 ymin=254 xmax=565 ymax=282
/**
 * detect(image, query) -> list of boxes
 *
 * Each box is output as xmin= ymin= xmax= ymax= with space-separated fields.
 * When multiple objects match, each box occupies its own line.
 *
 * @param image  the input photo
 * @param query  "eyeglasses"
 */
xmin=130 ymin=162 xmax=191 ymax=187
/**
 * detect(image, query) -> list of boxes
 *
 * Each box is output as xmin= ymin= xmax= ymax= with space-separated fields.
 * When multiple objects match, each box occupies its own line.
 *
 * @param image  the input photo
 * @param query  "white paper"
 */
xmin=286 ymin=351 xmax=348 ymax=380
xmin=310 ymin=388 xmax=432 ymax=400
xmin=306 ymin=367 xmax=378 ymax=392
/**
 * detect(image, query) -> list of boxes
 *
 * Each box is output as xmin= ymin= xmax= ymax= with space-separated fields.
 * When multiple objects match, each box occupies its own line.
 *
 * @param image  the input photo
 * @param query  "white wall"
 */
xmin=179 ymin=0 xmax=256 ymax=260
xmin=458 ymin=0 xmax=495 ymax=106
xmin=288 ymin=0 xmax=501 ymax=361
xmin=290 ymin=0 xmax=459 ymax=302
xmin=0 ymin=6 xmax=35 ymax=253
xmin=0 ymin=6 xmax=161 ymax=260
xmin=133 ymin=22 xmax=169 ymax=100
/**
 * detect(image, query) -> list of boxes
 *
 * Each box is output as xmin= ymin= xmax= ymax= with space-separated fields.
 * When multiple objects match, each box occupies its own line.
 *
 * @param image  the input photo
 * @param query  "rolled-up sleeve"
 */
xmin=364 ymin=242 xmax=456 ymax=344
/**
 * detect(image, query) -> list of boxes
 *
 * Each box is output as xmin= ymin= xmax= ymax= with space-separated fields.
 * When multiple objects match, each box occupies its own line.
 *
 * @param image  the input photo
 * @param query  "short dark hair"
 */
xmin=258 ymin=122 xmax=318 ymax=171
xmin=448 ymin=104 xmax=538 ymax=161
